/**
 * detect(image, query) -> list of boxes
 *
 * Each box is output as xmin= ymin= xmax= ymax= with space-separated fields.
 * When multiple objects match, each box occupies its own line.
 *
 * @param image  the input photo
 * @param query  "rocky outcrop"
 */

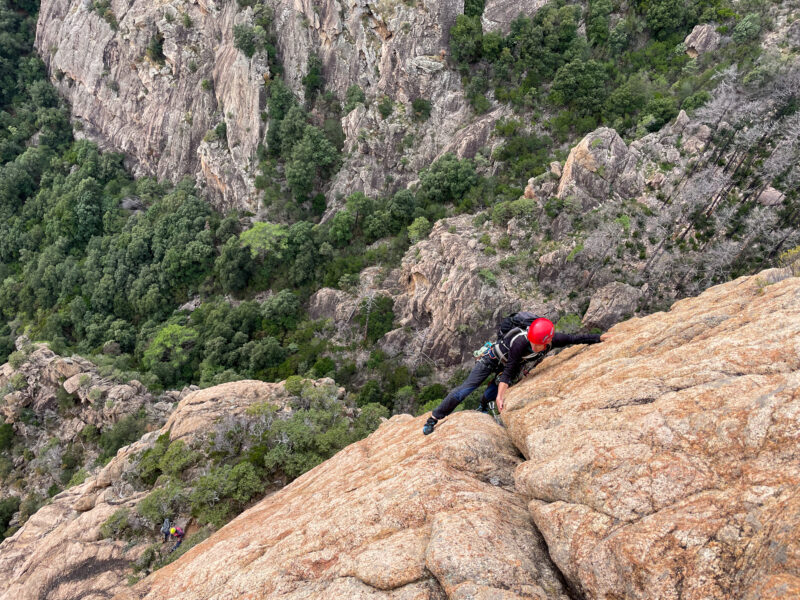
xmin=581 ymin=281 xmax=642 ymax=330
xmin=115 ymin=412 xmax=570 ymax=600
xmin=556 ymin=127 xmax=643 ymax=209
xmin=504 ymin=267 xmax=800 ymax=600
xmin=684 ymin=24 xmax=721 ymax=57
xmin=390 ymin=214 xmax=553 ymax=365
xmin=0 ymin=379 xmax=296 ymax=600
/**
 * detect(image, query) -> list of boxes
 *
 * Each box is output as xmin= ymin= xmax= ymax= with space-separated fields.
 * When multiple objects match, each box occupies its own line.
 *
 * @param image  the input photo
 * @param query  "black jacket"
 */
xmin=496 ymin=331 xmax=601 ymax=385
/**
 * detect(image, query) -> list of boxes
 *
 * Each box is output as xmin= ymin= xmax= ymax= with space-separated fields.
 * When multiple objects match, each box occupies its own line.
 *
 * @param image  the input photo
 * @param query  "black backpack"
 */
xmin=496 ymin=311 xmax=540 ymax=339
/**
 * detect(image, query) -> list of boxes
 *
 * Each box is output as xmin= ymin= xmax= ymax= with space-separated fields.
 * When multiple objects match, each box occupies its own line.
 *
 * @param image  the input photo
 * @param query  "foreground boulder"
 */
xmin=115 ymin=412 xmax=569 ymax=600
xmin=504 ymin=266 xmax=800 ymax=599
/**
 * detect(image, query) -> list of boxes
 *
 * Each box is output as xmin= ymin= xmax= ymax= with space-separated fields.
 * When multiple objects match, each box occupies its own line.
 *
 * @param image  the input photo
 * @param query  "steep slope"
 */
xmin=115 ymin=411 xmax=568 ymax=600
xmin=504 ymin=265 xmax=800 ymax=599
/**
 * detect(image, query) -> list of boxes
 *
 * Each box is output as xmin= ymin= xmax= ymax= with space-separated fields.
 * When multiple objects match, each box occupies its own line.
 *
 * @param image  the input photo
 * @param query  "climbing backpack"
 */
xmin=496 ymin=311 xmax=540 ymax=339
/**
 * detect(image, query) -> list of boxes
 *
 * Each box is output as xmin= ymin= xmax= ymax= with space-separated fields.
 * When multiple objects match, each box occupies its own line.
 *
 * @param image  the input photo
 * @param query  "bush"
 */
xmin=136 ymin=479 xmax=187 ymax=527
xmin=407 ymin=217 xmax=432 ymax=243
xmin=146 ymin=33 xmax=165 ymax=64
xmin=158 ymin=440 xmax=200 ymax=478
xmin=411 ymin=98 xmax=432 ymax=121
xmin=356 ymin=296 xmax=395 ymax=344
xmin=100 ymin=508 xmax=135 ymax=539
xmin=0 ymin=496 xmax=20 ymax=538
xmin=0 ymin=423 xmax=15 ymax=452
xmin=733 ymin=13 xmax=762 ymax=44
xmin=233 ymin=24 xmax=257 ymax=58
xmin=377 ymin=95 xmax=394 ymax=119
xmin=189 ymin=462 xmax=262 ymax=527
xmin=343 ymin=85 xmax=365 ymax=113
xmin=98 ymin=411 xmax=147 ymax=462
xmin=66 ymin=468 xmax=89 ymax=488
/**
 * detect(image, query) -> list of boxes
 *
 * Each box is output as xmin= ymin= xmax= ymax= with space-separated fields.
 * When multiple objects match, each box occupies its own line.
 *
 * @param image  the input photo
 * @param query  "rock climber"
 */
xmin=422 ymin=314 xmax=603 ymax=435
xmin=169 ymin=525 xmax=185 ymax=553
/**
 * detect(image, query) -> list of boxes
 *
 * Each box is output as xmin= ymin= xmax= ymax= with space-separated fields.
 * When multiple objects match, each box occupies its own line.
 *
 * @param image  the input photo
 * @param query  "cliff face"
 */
xmin=34 ymin=0 xmax=513 ymax=212
xmin=504 ymin=265 xmax=800 ymax=599
xmin=36 ymin=0 xmax=267 ymax=211
xmin=3 ymin=269 xmax=799 ymax=599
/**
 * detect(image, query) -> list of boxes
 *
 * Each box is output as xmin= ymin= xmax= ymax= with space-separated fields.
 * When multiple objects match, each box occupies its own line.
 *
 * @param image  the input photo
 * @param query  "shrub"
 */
xmin=189 ymin=462 xmax=262 ymax=527
xmin=98 ymin=410 xmax=147 ymax=462
xmin=100 ymin=508 xmax=135 ymax=539
xmin=411 ymin=98 xmax=432 ymax=121
xmin=233 ymin=24 xmax=257 ymax=58
xmin=0 ymin=423 xmax=15 ymax=451
xmin=407 ymin=217 xmax=431 ymax=243
xmin=733 ymin=13 xmax=762 ymax=44
xmin=146 ymin=33 xmax=166 ymax=64
xmin=8 ymin=351 xmax=25 ymax=369
xmin=464 ymin=0 xmax=484 ymax=18
xmin=356 ymin=296 xmax=395 ymax=344
xmin=555 ymin=313 xmax=583 ymax=334
xmin=0 ymin=496 xmax=20 ymax=538
xmin=343 ymin=84 xmax=365 ymax=113
xmin=377 ymin=95 xmax=394 ymax=119
xmin=158 ymin=440 xmax=200 ymax=478
xmin=136 ymin=479 xmax=188 ymax=527
xmin=66 ymin=468 xmax=89 ymax=488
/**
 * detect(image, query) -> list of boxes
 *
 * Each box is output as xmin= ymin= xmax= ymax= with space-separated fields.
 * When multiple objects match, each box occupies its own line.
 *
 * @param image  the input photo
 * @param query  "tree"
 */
xmin=279 ymin=105 xmax=309 ymax=157
xmin=215 ymin=237 xmax=254 ymax=294
xmin=285 ymin=126 xmax=338 ymax=200
xmin=550 ymin=60 xmax=609 ymax=115
xmin=418 ymin=153 xmax=479 ymax=206
xmin=450 ymin=15 xmax=483 ymax=64
xmin=302 ymin=54 xmax=324 ymax=108
xmin=645 ymin=0 xmax=685 ymax=40
xmin=233 ymin=24 xmax=257 ymax=58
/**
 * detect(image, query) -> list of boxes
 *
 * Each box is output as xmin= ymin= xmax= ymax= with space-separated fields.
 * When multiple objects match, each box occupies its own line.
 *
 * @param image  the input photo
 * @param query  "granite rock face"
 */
xmin=34 ymin=0 xmax=521 ymax=212
xmin=114 ymin=412 xmax=570 ymax=600
xmin=390 ymin=214 xmax=553 ymax=365
xmin=504 ymin=267 xmax=800 ymax=600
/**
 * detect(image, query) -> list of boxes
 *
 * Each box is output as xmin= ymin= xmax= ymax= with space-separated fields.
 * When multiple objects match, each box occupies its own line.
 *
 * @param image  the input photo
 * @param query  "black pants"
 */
xmin=432 ymin=356 xmax=501 ymax=420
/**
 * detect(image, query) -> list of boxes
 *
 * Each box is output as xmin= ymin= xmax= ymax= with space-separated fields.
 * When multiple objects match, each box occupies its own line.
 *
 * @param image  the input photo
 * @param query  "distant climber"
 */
xmin=169 ymin=526 xmax=185 ymax=553
xmin=160 ymin=518 xmax=171 ymax=542
xmin=422 ymin=314 xmax=603 ymax=435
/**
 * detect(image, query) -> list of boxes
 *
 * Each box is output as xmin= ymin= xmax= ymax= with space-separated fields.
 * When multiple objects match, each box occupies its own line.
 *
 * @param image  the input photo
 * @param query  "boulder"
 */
xmin=504 ymin=269 xmax=800 ymax=600
xmin=757 ymin=186 xmax=785 ymax=207
xmin=684 ymin=24 xmax=721 ymax=57
xmin=557 ymin=128 xmax=643 ymax=209
xmin=115 ymin=413 xmax=570 ymax=600
xmin=307 ymin=288 xmax=358 ymax=323
xmin=582 ymin=281 xmax=642 ymax=330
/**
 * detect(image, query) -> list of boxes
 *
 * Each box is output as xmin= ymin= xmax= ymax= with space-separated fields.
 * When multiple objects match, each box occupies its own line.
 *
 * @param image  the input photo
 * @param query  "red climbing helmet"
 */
xmin=527 ymin=318 xmax=554 ymax=346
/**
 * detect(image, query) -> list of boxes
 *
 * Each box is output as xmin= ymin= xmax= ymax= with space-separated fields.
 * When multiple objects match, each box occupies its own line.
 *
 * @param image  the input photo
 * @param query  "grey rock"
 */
xmin=684 ymin=24 xmax=721 ymax=57
xmin=757 ymin=186 xmax=785 ymax=207
xmin=557 ymin=127 xmax=643 ymax=209
xmin=582 ymin=281 xmax=642 ymax=330
xmin=788 ymin=20 xmax=800 ymax=47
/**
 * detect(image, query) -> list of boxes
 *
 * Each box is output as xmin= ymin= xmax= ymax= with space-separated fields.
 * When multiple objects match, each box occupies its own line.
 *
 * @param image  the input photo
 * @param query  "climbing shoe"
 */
xmin=477 ymin=403 xmax=490 ymax=414
xmin=422 ymin=416 xmax=438 ymax=435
